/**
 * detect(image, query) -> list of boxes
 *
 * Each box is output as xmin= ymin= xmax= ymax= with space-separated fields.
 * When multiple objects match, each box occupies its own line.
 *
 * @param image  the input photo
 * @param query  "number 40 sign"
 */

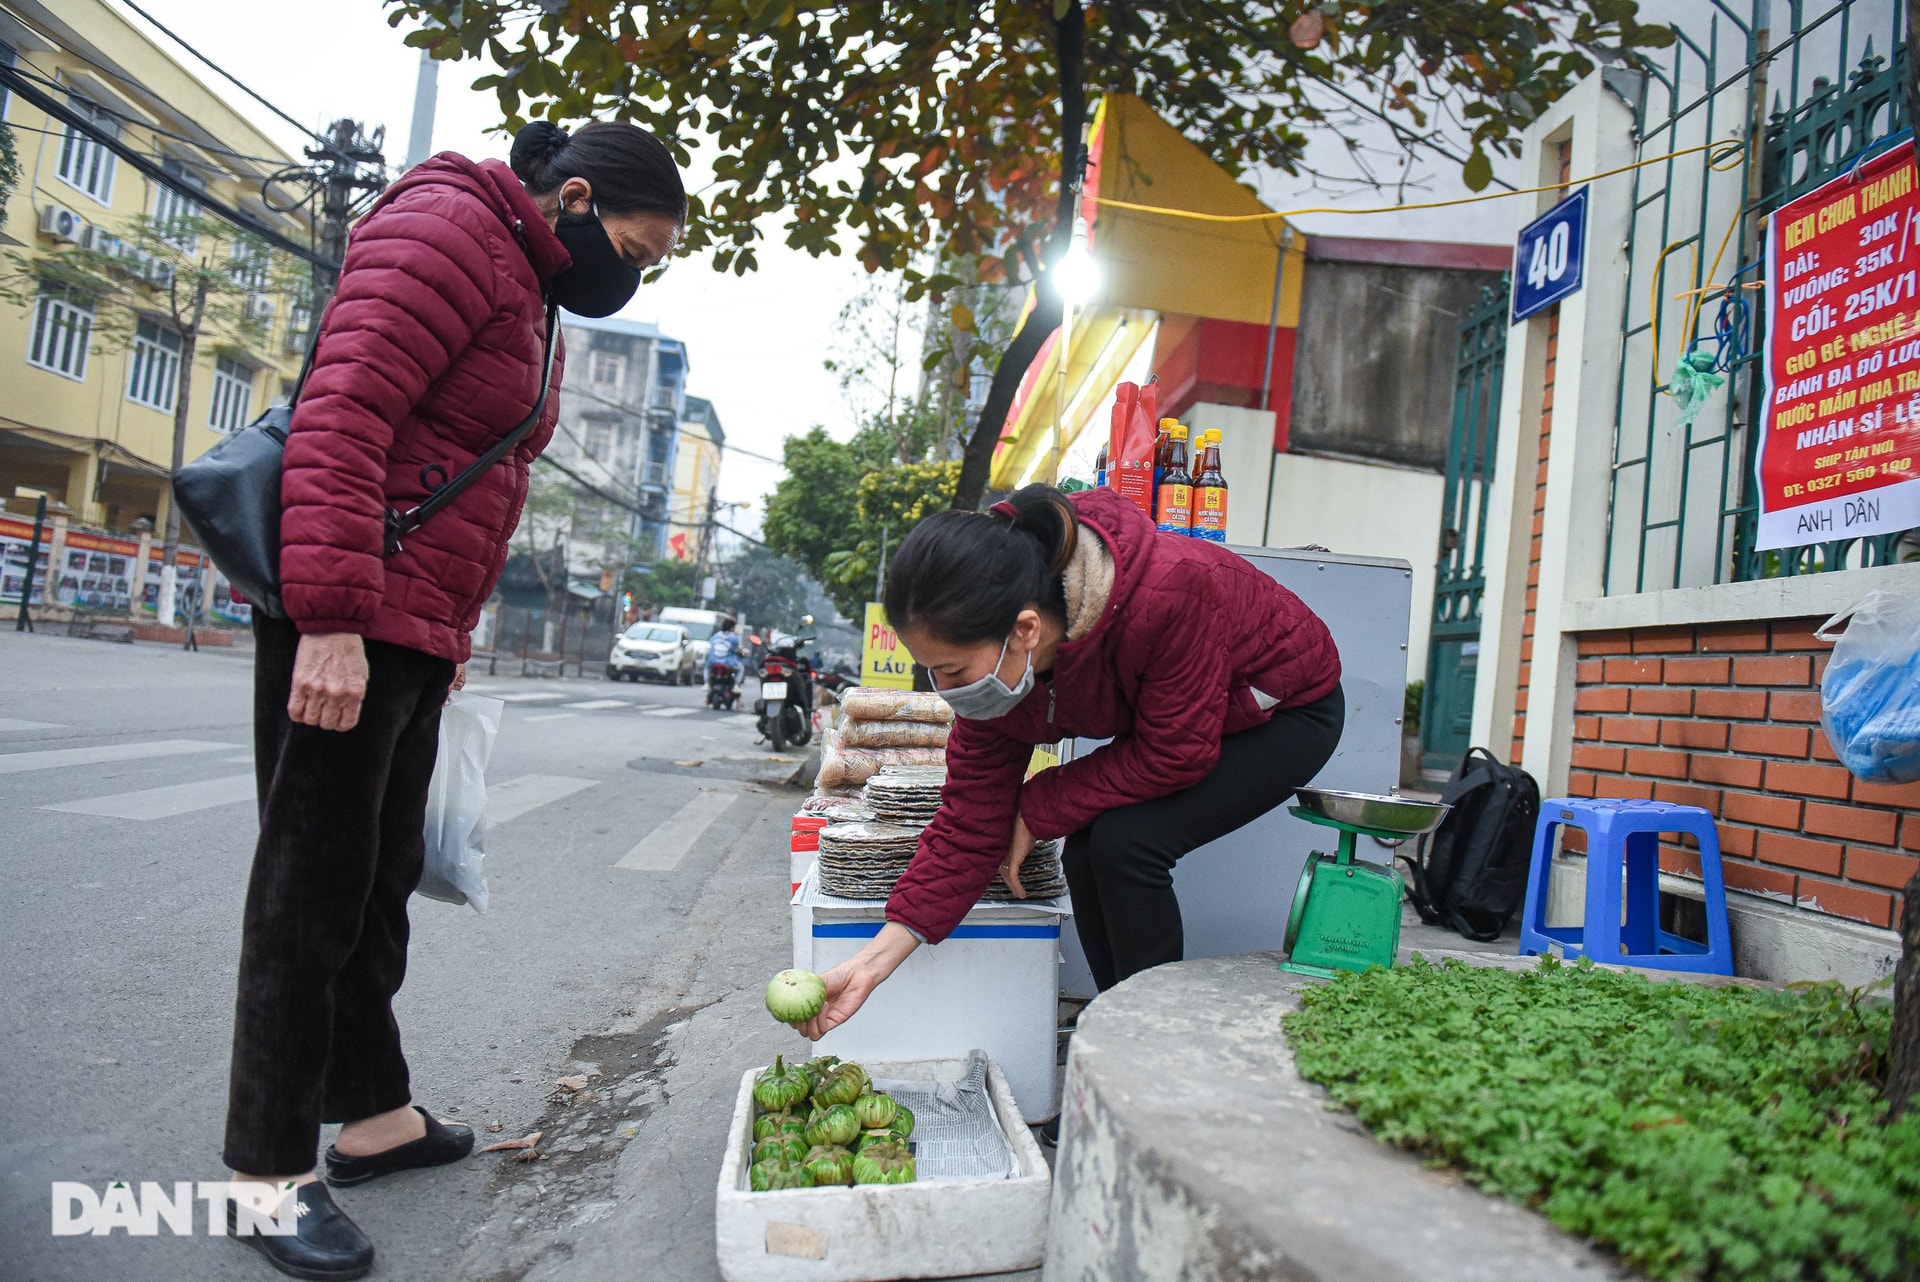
xmin=1511 ymin=186 xmax=1589 ymax=324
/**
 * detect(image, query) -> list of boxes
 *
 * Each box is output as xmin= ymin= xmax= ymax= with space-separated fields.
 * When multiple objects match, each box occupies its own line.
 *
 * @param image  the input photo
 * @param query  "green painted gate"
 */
xmin=1421 ymin=279 xmax=1508 ymax=775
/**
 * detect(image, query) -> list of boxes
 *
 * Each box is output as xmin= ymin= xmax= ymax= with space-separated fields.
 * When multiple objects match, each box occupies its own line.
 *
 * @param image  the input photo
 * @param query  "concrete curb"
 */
xmin=1044 ymin=952 xmax=1638 ymax=1282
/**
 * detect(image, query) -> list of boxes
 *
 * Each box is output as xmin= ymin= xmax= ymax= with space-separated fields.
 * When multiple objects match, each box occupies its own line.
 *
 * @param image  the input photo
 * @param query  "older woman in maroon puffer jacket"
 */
xmin=792 ymin=485 xmax=1343 ymax=1042
xmin=222 ymin=121 xmax=682 ymax=1282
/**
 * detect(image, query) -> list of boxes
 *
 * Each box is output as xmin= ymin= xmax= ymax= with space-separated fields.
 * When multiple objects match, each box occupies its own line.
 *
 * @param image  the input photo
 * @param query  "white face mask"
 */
xmin=938 ymin=632 xmax=1034 ymax=720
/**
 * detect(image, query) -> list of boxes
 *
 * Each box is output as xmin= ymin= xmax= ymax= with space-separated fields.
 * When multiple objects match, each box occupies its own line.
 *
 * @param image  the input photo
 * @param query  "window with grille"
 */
xmin=26 ymin=294 xmax=93 ymax=381
xmin=590 ymin=350 xmax=625 ymax=386
xmin=151 ymin=162 xmax=202 ymax=252
xmin=55 ymin=97 xmax=117 ymax=205
xmin=126 ymin=318 xmax=183 ymax=412
xmin=229 ymin=238 xmax=270 ymax=290
xmin=585 ymin=420 xmax=612 ymax=460
xmin=208 ymin=356 xmax=255 ymax=433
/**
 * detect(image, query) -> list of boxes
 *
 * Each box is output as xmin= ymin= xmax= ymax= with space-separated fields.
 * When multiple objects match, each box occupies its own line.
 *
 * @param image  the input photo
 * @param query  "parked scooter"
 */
xmin=753 ymin=616 xmax=818 ymax=752
xmin=706 ymin=662 xmax=740 ymax=710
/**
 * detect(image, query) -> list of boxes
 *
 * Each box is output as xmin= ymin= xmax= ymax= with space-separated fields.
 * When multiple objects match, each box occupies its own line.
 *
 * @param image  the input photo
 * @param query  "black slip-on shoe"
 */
xmin=1038 ymin=1116 xmax=1060 ymax=1148
xmin=323 ymin=1106 xmax=475 ymax=1188
xmin=228 ymin=1181 xmax=373 ymax=1281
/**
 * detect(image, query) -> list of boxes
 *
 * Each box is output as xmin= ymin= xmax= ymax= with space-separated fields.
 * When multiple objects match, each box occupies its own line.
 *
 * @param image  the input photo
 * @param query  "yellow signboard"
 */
xmin=861 ymin=603 xmax=915 ymax=690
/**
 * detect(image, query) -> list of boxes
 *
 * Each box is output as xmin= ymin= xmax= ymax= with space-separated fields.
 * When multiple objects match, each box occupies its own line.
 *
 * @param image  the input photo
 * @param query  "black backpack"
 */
xmin=1402 ymin=747 xmax=1541 ymax=942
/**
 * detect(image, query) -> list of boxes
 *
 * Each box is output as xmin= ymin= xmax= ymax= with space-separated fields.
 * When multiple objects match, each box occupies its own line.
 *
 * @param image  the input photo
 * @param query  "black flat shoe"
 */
xmin=1038 ymin=1117 xmax=1060 ymax=1148
xmin=228 ymin=1181 xmax=373 ymax=1281
xmin=323 ymin=1106 xmax=474 ymax=1188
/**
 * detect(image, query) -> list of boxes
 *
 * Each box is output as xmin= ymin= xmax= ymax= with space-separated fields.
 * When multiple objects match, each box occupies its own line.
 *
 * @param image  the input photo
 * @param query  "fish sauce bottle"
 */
xmin=1192 ymin=430 xmax=1228 ymax=542
xmin=1152 ymin=419 xmax=1176 ymax=518
xmin=1156 ymin=426 xmax=1194 ymax=534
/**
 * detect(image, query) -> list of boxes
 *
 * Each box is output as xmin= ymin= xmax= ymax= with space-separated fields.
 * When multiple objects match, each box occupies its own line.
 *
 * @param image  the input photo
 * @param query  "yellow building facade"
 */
xmin=0 ymin=0 xmax=310 ymax=542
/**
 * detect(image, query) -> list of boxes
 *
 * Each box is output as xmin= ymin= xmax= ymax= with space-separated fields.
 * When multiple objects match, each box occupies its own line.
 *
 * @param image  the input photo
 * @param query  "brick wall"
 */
xmin=1510 ymin=305 xmax=1556 ymax=764
xmin=1511 ymin=142 xmax=1572 ymax=766
xmin=1566 ymin=617 xmax=1918 ymax=929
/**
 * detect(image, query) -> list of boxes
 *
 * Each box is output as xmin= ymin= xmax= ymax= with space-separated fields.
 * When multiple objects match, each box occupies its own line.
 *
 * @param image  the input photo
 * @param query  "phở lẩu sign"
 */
xmin=1757 ymin=138 xmax=1920 ymax=550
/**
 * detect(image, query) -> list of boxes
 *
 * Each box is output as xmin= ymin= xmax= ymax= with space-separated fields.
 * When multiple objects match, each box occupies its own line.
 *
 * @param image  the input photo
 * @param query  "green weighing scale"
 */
xmin=1279 ymin=787 xmax=1451 ymax=979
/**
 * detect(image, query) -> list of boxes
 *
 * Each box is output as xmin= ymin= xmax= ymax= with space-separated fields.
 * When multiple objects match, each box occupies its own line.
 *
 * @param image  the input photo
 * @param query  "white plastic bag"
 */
xmin=418 ymin=692 xmax=502 ymax=912
xmin=1816 ymin=591 xmax=1920 ymax=785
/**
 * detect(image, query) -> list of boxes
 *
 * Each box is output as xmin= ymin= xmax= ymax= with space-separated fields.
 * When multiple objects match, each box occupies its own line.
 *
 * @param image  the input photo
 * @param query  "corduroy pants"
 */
xmin=222 ymin=615 xmax=453 ymax=1175
xmin=1062 ymin=684 xmax=1345 ymax=991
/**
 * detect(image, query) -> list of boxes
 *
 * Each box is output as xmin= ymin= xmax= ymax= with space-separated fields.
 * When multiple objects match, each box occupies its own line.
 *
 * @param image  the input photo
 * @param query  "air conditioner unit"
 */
xmin=78 ymin=225 xmax=124 ymax=256
xmin=38 ymin=203 xmax=84 ymax=243
xmin=245 ymin=293 xmax=276 ymax=322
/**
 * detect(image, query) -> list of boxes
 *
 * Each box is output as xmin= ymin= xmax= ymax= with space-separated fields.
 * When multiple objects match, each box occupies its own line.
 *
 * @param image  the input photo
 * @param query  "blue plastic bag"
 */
xmin=1817 ymin=592 xmax=1920 ymax=784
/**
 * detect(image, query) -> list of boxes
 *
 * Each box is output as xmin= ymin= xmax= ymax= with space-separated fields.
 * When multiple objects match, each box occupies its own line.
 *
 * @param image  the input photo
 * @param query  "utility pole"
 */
xmin=306 ymin=119 xmax=387 ymax=320
xmin=404 ymin=50 xmax=439 ymax=171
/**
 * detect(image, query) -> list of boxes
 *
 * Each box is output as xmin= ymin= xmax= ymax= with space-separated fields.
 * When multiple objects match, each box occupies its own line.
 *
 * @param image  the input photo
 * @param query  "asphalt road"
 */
xmin=0 ymin=629 xmax=828 ymax=1282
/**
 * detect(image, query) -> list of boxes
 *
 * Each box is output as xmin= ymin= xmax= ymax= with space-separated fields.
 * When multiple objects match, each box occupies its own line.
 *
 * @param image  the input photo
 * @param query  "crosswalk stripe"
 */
xmin=0 ymin=739 xmax=238 ymax=775
xmin=643 ymin=707 xmax=697 ymax=718
xmin=614 ymin=786 xmax=740 ymax=871
xmin=492 ymin=692 xmax=569 ymax=703
xmin=522 ymin=712 xmax=577 ymax=723
xmin=563 ymin=699 xmax=633 ymax=710
xmin=486 ymin=774 xmax=599 ymax=826
xmin=723 ymin=715 xmax=759 ymax=728
xmin=43 ymin=773 xmax=255 ymax=820
xmin=0 ymin=718 xmax=65 ymax=732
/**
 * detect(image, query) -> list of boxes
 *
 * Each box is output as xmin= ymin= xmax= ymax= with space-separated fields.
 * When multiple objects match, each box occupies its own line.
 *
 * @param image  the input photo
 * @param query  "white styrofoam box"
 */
xmin=795 ymin=873 xmax=1067 ymax=1122
xmin=715 ymin=1056 xmax=1049 ymax=1282
xmin=791 ymin=859 xmax=814 ymax=971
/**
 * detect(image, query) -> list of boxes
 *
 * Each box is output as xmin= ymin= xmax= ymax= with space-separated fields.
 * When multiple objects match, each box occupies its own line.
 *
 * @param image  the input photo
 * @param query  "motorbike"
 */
xmin=753 ymin=616 xmax=818 ymax=752
xmin=706 ymin=661 xmax=741 ymax=710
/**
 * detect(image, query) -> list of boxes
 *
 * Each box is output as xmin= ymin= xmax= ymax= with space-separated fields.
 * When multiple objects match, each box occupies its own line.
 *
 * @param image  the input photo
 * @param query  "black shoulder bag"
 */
xmin=173 ymin=305 xmax=558 ymax=619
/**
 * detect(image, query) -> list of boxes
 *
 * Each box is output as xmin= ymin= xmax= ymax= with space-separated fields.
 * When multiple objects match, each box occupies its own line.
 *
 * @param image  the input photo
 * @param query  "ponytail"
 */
xmin=884 ymin=484 xmax=1076 ymax=645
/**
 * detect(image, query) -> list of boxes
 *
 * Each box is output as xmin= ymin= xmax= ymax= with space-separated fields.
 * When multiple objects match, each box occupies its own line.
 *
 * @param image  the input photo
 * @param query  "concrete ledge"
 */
xmin=1045 ymin=952 xmax=1635 ymax=1282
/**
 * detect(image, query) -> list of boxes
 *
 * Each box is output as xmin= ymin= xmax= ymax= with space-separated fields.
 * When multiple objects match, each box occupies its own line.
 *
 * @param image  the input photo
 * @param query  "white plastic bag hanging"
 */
xmin=419 ymin=692 xmax=503 ymax=912
xmin=1816 ymin=592 xmax=1920 ymax=785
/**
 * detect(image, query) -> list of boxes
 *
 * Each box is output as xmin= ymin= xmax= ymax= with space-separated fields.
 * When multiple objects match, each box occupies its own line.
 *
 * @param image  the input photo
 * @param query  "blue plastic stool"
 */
xmin=1517 ymin=798 xmax=1733 ymax=975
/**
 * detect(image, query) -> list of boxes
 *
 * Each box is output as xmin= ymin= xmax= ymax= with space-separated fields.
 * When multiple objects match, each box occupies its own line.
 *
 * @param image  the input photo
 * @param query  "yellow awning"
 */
xmin=990 ymin=95 xmax=1306 ymax=488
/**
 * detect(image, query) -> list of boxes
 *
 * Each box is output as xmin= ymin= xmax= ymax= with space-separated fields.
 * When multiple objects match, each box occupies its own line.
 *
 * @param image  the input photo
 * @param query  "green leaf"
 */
xmin=1462 ymin=148 xmax=1493 ymax=192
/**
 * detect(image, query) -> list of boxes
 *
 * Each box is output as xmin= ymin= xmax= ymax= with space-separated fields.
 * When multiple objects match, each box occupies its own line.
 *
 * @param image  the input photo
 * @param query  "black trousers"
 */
xmin=1062 ymin=684 xmax=1345 ymax=991
xmin=223 ymin=616 xmax=453 ymax=1175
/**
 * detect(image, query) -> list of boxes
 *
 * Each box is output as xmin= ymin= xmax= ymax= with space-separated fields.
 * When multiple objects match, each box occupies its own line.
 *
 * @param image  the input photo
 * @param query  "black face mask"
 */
xmin=551 ymin=203 xmax=642 ymax=318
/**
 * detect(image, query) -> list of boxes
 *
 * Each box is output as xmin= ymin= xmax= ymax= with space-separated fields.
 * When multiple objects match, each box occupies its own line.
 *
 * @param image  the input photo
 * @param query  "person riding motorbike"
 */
xmin=706 ymin=617 xmax=744 ymax=707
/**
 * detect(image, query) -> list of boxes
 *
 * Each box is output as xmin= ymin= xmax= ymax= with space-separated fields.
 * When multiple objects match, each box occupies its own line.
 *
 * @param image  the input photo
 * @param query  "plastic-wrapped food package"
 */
xmin=838 ymin=719 xmax=951 ymax=750
xmin=818 ymin=745 xmax=948 ymax=789
xmin=1818 ymin=591 xmax=1920 ymax=784
xmin=840 ymin=687 xmax=955 ymax=724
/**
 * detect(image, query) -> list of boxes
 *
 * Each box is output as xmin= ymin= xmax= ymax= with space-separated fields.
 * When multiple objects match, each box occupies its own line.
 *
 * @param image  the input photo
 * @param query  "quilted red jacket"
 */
xmin=279 ymin=154 xmax=569 ymax=663
xmin=886 ymin=488 xmax=1343 ymax=944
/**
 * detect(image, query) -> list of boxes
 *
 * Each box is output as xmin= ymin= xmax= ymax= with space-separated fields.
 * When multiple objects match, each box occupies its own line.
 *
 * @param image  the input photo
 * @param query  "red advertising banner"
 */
xmin=1757 ymin=139 xmax=1920 ymax=549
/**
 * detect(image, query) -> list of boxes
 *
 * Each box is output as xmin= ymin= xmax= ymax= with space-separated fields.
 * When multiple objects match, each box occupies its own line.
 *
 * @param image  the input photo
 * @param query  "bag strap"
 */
xmin=383 ymin=305 xmax=560 ymax=556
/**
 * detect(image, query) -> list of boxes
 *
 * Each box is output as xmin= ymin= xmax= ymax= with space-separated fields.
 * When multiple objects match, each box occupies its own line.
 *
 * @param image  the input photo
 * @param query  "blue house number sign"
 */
xmin=1510 ymin=186 xmax=1588 ymax=323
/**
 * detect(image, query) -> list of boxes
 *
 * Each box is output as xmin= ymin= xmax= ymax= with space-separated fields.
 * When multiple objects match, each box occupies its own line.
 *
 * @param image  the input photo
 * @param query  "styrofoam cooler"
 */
xmin=794 ymin=872 xmax=1067 ymax=1122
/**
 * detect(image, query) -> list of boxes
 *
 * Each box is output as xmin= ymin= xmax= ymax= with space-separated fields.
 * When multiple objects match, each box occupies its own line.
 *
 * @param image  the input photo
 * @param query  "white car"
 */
xmin=607 ymin=622 xmax=697 ymax=684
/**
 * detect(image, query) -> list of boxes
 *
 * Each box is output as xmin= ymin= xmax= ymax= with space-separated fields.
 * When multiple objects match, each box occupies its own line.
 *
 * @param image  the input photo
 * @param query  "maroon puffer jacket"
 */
xmin=279 ymin=154 xmax=569 ymax=662
xmin=886 ymin=488 xmax=1342 ymax=944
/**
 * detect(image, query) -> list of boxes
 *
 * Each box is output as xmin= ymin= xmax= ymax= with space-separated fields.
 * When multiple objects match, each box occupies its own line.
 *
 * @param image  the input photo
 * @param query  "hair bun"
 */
xmin=509 ymin=120 xmax=572 ymax=181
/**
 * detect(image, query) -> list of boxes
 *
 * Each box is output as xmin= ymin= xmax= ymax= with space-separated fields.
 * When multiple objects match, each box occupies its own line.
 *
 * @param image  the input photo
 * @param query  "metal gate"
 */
xmin=1421 ymin=279 xmax=1509 ymax=774
xmin=1604 ymin=0 xmax=1912 ymax=593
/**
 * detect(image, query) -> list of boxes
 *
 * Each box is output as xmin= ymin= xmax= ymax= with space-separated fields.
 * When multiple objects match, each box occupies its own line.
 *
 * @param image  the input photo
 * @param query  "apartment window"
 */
xmin=590 ymin=350 xmax=625 ymax=386
xmin=55 ymin=97 xmax=117 ymax=205
xmin=126 ymin=318 xmax=182 ymax=412
xmin=584 ymin=420 xmax=612 ymax=461
xmin=229 ymin=238 xmax=270 ymax=291
xmin=208 ymin=356 xmax=255 ymax=433
xmin=151 ymin=162 xmax=202 ymax=252
xmin=26 ymin=293 xmax=93 ymax=381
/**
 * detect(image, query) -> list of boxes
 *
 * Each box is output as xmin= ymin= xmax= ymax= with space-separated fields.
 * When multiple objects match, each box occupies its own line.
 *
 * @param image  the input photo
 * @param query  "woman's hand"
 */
xmin=288 ymin=632 xmax=369 ymax=732
xmin=1001 ymin=813 xmax=1037 ymax=900
xmin=447 ymin=663 xmax=467 ymax=705
xmin=794 ymin=922 xmax=920 ymax=1040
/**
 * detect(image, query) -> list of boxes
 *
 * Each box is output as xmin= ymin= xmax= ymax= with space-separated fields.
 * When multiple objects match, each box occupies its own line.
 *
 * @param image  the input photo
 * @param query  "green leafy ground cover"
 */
xmin=1283 ymin=957 xmax=1920 ymax=1281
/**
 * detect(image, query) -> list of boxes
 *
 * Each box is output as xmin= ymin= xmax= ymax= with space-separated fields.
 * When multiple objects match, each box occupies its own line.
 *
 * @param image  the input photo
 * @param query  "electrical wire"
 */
xmin=5 ymin=59 xmax=297 ymax=171
xmin=1094 ymin=138 xmax=1749 ymax=225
